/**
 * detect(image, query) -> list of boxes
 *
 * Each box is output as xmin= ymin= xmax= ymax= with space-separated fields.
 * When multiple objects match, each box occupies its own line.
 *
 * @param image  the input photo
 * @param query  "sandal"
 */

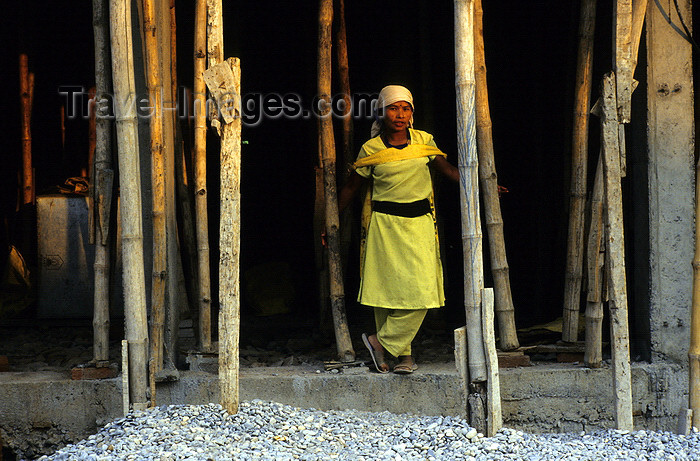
xmin=393 ymin=356 xmax=418 ymax=375
xmin=362 ymin=333 xmax=389 ymax=373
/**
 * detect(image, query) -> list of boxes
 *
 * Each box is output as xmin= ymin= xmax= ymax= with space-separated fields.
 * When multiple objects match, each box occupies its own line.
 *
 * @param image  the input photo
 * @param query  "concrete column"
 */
xmin=646 ymin=0 xmax=695 ymax=364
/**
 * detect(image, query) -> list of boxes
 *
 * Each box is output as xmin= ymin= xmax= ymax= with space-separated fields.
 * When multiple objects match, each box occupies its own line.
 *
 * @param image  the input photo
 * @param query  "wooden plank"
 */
xmin=615 ymin=0 xmax=633 ymax=123
xmin=210 ymin=57 xmax=242 ymax=415
xmin=601 ymin=72 xmax=634 ymax=431
xmin=482 ymin=288 xmax=502 ymax=436
xmin=585 ymin=154 xmax=605 ymax=368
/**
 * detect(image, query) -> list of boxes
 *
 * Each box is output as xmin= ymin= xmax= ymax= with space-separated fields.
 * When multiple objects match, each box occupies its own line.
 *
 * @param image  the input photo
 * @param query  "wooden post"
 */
xmin=142 ymin=0 xmax=167 ymax=401
xmin=474 ymin=0 xmax=518 ymax=351
xmin=614 ymin=0 xmax=633 ymax=124
xmin=19 ymin=54 xmax=34 ymax=206
xmin=121 ymin=340 xmax=130 ymax=415
xmin=204 ymin=58 xmax=242 ymax=415
xmin=319 ymin=0 xmax=355 ymax=363
xmin=91 ymin=0 xmax=114 ymax=364
xmin=194 ymin=0 xmax=212 ymax=352
xmin=562 ymin=0 xmax=597 ymax=342
xmin=454 ymin=0 xmax=487 ymax=383
xmin=481 ymin=288 xmax=502 ymax=436
xmin=584 ymin=154 xmax=605 ymax=368
xmin=110 ymin=0 xmax=150 ymax=410
xmin=600 ymin=72 xmax=633 ymax=431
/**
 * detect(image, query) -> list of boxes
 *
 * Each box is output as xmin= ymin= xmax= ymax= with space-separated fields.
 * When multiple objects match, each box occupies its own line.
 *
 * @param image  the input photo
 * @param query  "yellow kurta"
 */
xmin=354 ymin=129 xmax=445 ymax=309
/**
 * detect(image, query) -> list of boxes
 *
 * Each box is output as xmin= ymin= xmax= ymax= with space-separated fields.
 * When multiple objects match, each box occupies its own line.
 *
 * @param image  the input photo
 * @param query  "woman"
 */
xmin=338 ymin=85 xmax=458 ymax=374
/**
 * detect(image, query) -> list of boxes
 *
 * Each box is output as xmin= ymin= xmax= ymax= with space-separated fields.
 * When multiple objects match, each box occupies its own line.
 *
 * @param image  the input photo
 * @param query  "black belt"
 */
xmin=372 ymin=199 xmax=431 ymax=218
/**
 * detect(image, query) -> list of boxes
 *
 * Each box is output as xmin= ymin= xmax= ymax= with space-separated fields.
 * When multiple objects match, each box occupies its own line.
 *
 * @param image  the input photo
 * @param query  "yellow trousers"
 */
xmin=375 ymin=308 xmax=428 ymax=357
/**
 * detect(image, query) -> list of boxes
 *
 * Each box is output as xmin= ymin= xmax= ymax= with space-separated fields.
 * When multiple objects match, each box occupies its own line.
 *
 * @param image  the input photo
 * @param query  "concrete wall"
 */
xmin=646 ymin=0 xmax=695 ymax=364
xmin=0 ymin=363 xmax=688 ymax=459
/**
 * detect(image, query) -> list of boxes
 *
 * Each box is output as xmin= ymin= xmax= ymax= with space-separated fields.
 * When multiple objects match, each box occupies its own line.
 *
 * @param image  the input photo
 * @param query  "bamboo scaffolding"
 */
xmin=110 ymin=0 xmax=149 ymax=411
xmin=194 ymin=0 xmax=212 ymax=352
xmin=600 ymin=72 xmax=633 ymax=431
xmin=204 ymin=57 xmax=242 ymax=415
xmin=584 ymin=154 xmax=605 ymax=368
xmin=319 ymin=0 xmax=354 ymax=363
xmin=454 ymin=0 xmax=487 ymax=383
xmin=562 ymin=0 xmax=597 ymax=342
xmin=19 ymin=54 xmax=34 ymax=206
xmin=691 ymin=134 xmax=700 ymax=429
xmin=142 ymin=0 xmax=167 ymax=401
xmin=474 ymin=0 xmax=518 ymax=351
xmin=91 ymin=0 xmax=114 ymax=364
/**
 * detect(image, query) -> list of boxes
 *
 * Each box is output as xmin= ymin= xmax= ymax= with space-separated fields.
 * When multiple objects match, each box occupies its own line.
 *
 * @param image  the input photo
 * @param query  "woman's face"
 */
xmin=382 ymin=101 xmax=413 ymax=133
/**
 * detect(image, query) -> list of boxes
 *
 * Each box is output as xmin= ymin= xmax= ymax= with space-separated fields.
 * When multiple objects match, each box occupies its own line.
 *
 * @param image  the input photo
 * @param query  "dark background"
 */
xmin=0 ymin=0 xmax=656 ymax=356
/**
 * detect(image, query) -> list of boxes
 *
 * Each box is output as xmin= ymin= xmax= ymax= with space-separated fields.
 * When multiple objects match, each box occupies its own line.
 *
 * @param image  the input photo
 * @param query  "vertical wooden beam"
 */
xmin=584 ymin=154 xmax=605 ymax=368
xmin=562 ymin=0 xmax=597 ymax=342
xmin=110 ymin=0 xmax=149 ymax=411
xmin=91 ymin=0 xmax=114 ymax=364
xmin=205 ymin=58 xmax=242 ymax=415
xmin=319 ymin=0 xmax=354 ymax=363
xmin=454 ymin=0 xmax=486 ymax=383
xmin=482 ymin=288 xmax=502 ymax=436
xmin=474 ymin=0 xmax=518 ymax=351
xmin=600 ymin=72 xmax=633 ymax=431
xmin=614 ymin=0 xmax=633 ymax=123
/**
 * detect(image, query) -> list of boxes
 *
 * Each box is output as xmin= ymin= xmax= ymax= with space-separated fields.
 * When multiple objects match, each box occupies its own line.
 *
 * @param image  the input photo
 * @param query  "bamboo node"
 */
xmin=197 ymin=189 xmax=206 ymax=196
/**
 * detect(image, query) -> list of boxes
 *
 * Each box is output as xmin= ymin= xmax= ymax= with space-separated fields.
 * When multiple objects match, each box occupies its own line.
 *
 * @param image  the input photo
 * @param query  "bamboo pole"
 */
xmin=194 ymin=0 xmax=212 ymax=352
xmin=691 ymin=129 xmax=700 ymax=429
xmin=600 ymin=72 xmax=633 ymax=431
xmin=319 ymin=0 xmax=354 ymax=363
xmin=204 ymin=57 xmax=242 ymax=415
xmin=474 ymin=0 xmax=518 ymax=351
xmin=335 ymin=0 xmax=353 ymax=175
xmin=91 ymin=0 xmax=114 ymax=364
xmin=170 ymin=0 xmax=199 ymax=345
xmin=455 ymin=0 xmax=487 ymax=383
xmin=562 ymin=0 xmax=597 ymax=342
xmin=159 ymin=0 xmax=180 ymax=374
xmin=584 ymin=153 xmax=605 ymax=368
xmin=88 ymin=87 xmax=97 ymax=245
xmin=206 ymin=0 xmax=224 ymax=131
xmin=19 ymin=54 xmax=34 ymax=206
xmin=142 ymin=0 xmax=167 ymax=398
xmin=334 ymin=0 xmax=354 ymax=275
xmin=110 ymin=0 xmax=149 ymax=410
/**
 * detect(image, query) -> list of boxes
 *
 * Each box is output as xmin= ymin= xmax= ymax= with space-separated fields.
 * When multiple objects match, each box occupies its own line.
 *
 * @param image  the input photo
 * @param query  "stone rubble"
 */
xmin=38 ymin=401 xmax=700 ymax=461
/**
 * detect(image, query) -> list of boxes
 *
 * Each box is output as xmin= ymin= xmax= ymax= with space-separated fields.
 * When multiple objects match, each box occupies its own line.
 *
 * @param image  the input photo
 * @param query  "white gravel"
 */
xmin=38 ymin=400 xmax=700 ymax=460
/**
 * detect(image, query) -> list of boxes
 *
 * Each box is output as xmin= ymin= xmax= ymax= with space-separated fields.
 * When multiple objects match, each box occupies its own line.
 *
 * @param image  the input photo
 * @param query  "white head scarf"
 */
xmin=371 ymin=85 xmax=414 ymax=138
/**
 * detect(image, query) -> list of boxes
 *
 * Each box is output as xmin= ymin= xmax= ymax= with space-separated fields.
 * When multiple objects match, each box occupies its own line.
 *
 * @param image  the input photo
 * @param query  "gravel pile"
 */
xmin=39 ymin=400 xmax=700 ymax=461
